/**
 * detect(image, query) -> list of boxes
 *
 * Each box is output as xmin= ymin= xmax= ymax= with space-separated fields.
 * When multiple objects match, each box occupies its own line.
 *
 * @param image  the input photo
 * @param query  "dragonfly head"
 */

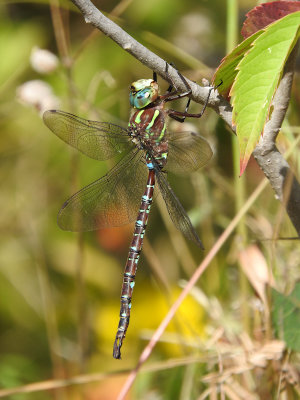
xmin=129 ymin=79 xmax=159 ymax=109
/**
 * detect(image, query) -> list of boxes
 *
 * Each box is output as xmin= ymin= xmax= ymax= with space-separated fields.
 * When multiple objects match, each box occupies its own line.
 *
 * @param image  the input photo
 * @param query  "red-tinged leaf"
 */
xmin=214 ymin=2 xmax=300 ymax=99
xmin=242 ymin=0 xmax=300 ymax=38
xmin=212 ymin=30 xmax=262 ymax=98
xmin=230 ymin=11 xmax=300 ymax=175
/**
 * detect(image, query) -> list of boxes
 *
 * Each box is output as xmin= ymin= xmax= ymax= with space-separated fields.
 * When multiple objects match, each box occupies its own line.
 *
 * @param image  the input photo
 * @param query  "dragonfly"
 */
xmin=43 ymin=66 xmax=214 ymax=359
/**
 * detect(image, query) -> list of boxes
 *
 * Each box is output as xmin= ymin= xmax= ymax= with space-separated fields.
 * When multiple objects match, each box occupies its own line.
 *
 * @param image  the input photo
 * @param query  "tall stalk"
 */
xmin=226 ymin=0 xmax=250 ymax=332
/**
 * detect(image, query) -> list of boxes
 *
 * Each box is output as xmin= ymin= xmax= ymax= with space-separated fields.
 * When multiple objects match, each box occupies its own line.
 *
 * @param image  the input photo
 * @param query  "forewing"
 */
xmin=166 ymin=131 xmax=212 ymax=174
xmin=43 ymin=110 xmax=132 ymax=160
xmin=156 ymin=170 xmax=204 ymax=249
xmin=58 ymin=150 xmax=148 ymax=231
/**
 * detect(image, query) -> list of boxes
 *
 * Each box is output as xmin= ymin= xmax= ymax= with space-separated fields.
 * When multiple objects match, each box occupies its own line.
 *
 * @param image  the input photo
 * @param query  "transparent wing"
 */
xmin=43 ymin=110 xmax=133 ymax=161
xmin=166 ymin=131 xmax=212 ymax=174
xmin=58 ymin=150 xmax=148 ymax=231
xmin=156 ymin=170 xmax=204 ymax=249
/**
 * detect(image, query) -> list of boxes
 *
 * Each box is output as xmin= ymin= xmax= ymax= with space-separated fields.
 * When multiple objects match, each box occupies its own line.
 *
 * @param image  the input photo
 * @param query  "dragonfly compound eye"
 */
xmin=129 ymin=79 xmax=159 ymax=109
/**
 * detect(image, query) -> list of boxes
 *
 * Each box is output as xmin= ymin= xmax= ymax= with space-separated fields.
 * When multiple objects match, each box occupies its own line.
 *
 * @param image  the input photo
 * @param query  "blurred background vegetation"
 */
xmin=0 ymin=0 xmax=300 ymax=399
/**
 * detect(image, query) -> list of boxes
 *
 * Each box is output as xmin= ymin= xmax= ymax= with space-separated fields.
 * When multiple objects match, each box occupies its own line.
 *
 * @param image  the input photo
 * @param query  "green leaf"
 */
xmin=272 ymin=283 xmax=300 ymax=351
xmin=230 ymin=11 xmax=300 ymax=175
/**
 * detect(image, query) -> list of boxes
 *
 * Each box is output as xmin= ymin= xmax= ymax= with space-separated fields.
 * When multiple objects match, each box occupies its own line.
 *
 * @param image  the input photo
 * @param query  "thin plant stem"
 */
xmin=50 ymin=1 xmax=88 ymax=376
xmin=226 ymin=0 xmax=250 ymax=333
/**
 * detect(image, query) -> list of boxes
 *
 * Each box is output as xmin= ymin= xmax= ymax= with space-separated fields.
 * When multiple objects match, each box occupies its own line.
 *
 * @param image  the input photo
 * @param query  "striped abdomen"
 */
xmin=113 ymin=165 xmax=155 ymax=359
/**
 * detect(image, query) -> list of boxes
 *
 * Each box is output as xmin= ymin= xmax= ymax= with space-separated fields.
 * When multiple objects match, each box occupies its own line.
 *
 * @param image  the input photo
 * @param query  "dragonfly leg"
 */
xmin=153 ymin=71 xmax=157 ymax=83
xmin=165 ymin=62 xmax=179 ymax=93
xmin=168 ymin=79 xmax=223 ymax=121
xmin=162 ymin=63 xmax=223 ymax=123
xmin=167 ymin=85 xmax=213 ymax=122
xmin=160 ymin=62 xmax=192 ymax=102
xmin=153 ymin=63 xmax=176 ymax=93
xmin=154 ymin=62 xmax=192 ymax=123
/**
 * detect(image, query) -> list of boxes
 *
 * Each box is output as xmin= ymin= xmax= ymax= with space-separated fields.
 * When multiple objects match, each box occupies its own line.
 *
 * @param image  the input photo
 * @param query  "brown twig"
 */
xmin=69 ymin=0 xmax=230 ymax=122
